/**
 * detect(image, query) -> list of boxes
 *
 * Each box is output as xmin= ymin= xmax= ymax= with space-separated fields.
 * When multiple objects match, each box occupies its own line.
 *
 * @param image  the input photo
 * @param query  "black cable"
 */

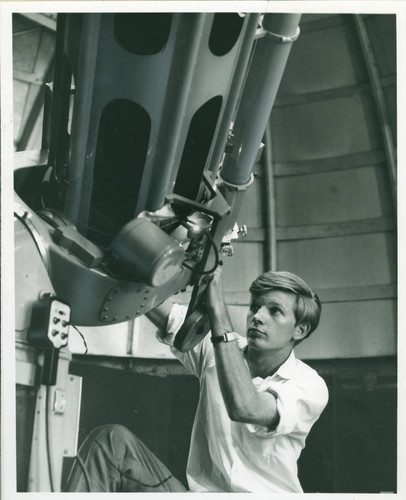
xmin=70 ymin=324 xmax=88 ymax=354
xmin=204 ymin=230 xmax=222 ymax=272
xmin=88 ymin=434 xmax=174 ymax=489
xmin=45 ymin=386 xmax=55 ymax=492
xmin=183 ymin=230 xmax=220 ymax=275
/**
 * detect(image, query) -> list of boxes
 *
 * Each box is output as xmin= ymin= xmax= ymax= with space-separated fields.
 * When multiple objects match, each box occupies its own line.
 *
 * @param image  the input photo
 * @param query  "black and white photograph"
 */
xmin=1 ymin=1 xmax=404 ymax=497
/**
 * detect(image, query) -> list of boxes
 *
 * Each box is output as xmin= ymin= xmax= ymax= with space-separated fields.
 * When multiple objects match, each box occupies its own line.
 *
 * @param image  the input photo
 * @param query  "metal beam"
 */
xmin=16 ymin=58 xmax=54 ymax=151
xmin=273 ymin=149 xmax=386 ymax=177
xmin=14 ymin=150 xmax=48 ymax=169
xmin=275 ymin=76 xmax=395 ymax=108
xmin=275 ymin=82 xmax=372 ymax=108
xmin=300 ymin=14 xmax=350 ymax=34
xmin=233 ymin=216 xmax=396 ymax=243
xmin=222 ymin=284 xmax=397 ymax=305
xmin=14 ymin=69 xmax=44 ymax=86
xmin=353 ymin=14 xmax=397 ymax=208
xmin=70 ymin=357 xmax=191 ymax=377
xmin=172 ymin=282 xmax=396 ymax=307
xmin=20 ymin=13 xmax=56 ymax=31
xmin=314 ymin=284 xmax=397 ymax=304
xmin=276 ymin=216 xmax=396 ymax=241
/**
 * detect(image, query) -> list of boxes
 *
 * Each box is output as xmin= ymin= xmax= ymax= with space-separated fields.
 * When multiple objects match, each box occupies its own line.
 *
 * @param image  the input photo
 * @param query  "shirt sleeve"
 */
xmin=245 ymin=372 xmax=329 ymax=437
xmin=170 ymin=335 xmax=214 ymax=379
xmin=155 ymin=303 xmax=186 ymax=347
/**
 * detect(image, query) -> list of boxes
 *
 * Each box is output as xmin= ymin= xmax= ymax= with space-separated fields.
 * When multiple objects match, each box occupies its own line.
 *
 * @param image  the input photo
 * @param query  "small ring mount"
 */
xmin=219 ymin=172 xmax=255 ymax=192
xmin=265 ymin=26 xmax=300 ymax=43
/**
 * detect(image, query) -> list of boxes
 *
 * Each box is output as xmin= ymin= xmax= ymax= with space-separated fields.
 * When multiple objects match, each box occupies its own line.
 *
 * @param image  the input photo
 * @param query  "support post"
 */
xmin=264 ymin=124 xmax=277 ymax=271
xmin=353 ymin=14 xmax=397 ymax=209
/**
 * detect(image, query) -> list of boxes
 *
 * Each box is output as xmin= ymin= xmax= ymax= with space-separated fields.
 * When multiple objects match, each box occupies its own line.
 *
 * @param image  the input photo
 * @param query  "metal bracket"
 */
xmin=53 ymin=389 xmax=66 ymax=414
xmin=219 ymin=172 xmax=255 ymax=192
xmin=266 ymin=26 xmax=300 ymax=43
xmin=256 ymin=26 xmax=301 ymax=43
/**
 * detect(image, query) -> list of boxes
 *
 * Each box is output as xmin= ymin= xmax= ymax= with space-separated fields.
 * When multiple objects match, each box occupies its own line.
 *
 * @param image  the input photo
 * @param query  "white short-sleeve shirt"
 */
xmin=161 ymin=305 xmax=329 ymax=493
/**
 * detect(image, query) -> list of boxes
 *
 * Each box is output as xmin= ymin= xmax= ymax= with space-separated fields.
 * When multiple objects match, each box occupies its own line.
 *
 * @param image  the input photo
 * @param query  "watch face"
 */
xmin=211 ymin=332 xmax=237 ymax=344
xmin=224 ymin=332 xmax=238 ymax=342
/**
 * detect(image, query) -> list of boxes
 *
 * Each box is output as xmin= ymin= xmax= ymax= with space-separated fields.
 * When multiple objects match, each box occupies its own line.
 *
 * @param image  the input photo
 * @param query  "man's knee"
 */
xmin=89 ymin=424 xmax=131 ymax=440
xmin=86 ymin=424 xmax=144 ymax=457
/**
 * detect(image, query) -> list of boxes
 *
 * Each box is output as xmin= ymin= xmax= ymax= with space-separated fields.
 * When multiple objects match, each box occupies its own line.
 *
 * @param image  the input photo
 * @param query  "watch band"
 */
xmin=211 ymin=332 xmax=238 ymax=344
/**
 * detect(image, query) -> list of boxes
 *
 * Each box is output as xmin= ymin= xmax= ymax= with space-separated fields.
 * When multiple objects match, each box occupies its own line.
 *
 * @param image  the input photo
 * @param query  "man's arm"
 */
xmin=205 ymin=267 xmax=279 ymax=428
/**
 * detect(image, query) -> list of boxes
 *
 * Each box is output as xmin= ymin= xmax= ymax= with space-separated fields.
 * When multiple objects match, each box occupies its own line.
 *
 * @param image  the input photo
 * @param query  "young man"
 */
xmin=65 ymin=269 xmax=328 ymax=493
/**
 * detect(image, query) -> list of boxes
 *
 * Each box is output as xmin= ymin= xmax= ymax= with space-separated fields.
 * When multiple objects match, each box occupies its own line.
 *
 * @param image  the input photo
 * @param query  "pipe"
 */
xmin=220 ymin=13 xmax=301 ymax=186
xmin=64 ymin=14 xmax=101 ymax=232
xmin=47 ymin=14 xmax=72 ymax=183
xmin=207 ymin=13 xmax=261 ymax=178
xmin=141 ymin=14 xmax=208 ymax=213
xmin=264 ymin=124 xmax=277 ymax=271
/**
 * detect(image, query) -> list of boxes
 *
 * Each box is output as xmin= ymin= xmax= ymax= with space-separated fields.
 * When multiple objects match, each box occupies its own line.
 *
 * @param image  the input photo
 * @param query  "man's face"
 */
xmin=246 ymin=290 xmax=301 ymax=352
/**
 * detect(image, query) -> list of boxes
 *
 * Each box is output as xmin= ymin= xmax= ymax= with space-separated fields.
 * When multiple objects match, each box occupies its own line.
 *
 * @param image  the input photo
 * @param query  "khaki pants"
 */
xmin=65 ymin=424 xmax=187 ymax=492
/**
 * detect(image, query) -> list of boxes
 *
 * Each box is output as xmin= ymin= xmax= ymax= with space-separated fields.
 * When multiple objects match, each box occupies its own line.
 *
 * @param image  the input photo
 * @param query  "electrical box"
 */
xmin=28 ymin=296 xmax=71 ymax=350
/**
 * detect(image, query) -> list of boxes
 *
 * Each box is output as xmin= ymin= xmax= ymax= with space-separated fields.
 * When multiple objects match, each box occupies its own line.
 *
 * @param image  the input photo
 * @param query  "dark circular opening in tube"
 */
xmin=114 ymin=13 xmax=172 ymax=55
xmin=209 ymin=13 xmax=244 ymax=56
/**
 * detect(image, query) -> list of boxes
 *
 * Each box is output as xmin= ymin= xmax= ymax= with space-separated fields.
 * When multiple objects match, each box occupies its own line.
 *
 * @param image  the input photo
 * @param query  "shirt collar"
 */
xmin=239 ymin=336 xmax=297 ymax=380
xmin=274 ymin=350 xmax=297 ymax=380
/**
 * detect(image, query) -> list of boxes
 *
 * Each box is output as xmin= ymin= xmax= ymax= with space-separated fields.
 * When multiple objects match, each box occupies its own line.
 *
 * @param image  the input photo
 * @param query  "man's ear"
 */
xmin=294 ymin=323 xmax=310 ymax=341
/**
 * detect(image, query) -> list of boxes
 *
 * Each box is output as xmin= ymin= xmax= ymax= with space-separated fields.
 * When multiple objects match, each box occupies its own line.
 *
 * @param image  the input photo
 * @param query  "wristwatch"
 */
xmin=211 ymin=332 xmax=238 ymax=344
